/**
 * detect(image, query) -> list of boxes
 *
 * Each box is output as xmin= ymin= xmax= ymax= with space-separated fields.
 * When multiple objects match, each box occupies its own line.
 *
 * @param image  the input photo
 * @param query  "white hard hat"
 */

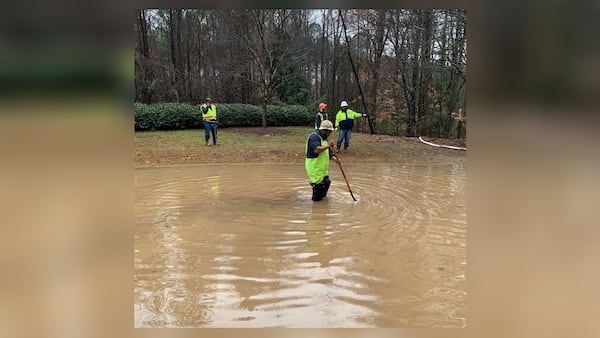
xmin=340 ymin=101 xmax=348 ymax=107
xmin=319 ymin=120 xmax=334 ymax=131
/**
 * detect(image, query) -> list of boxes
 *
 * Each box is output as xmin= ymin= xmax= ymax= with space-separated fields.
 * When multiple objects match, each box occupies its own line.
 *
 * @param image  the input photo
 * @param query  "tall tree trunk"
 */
xmin=409 ymin=13 xmax=421 ymax=137
xmin=175 ymin=10 xmax=184 ymax=101
xmin=136 ymin=10 xmax=149 ymax=58
xmin=169 ymin=10 xmax=177 ymax=68
xmin=134 ymin=10 xmax=150 ymax=102
xmin=261 ymin=95 xmax=268 ymax=128
xmin=368 ymin=9 xmax=388 ymax=134
xmin=319 ymin=10 xmax=326 ymax=97
xmin=331 ymin=11 xmax=338 ymax=106
xmin=417 ymin=10 xmax=433 ymax=136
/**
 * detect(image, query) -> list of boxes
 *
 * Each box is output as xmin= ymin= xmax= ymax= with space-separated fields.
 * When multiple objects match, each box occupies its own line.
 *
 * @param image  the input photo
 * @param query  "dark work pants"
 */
xmin=204 ymin=121 xmax=217 ymax=145
xmin=311 ymin=176 xmax=331 ymax=201
xmin=336 ymin=129 xmax=352 ymax=149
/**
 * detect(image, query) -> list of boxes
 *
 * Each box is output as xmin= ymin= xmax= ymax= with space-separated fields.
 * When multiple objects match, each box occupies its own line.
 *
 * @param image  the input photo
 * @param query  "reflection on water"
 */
xmin=135 ymin=161 xmax=466 ymax=327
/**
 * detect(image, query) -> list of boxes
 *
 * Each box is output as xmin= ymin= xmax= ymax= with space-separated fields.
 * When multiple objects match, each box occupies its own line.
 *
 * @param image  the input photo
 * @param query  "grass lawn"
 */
xmin=135 ymin=126 xmax=465 ymax=167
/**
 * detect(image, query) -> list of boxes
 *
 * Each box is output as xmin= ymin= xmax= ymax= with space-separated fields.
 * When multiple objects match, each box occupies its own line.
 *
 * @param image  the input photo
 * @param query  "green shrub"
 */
xmin=269 ymin=105 xmax=313 ymax=126
xmin=133 ymin=102 xmax=156 ymax=131
xmin=134 ymin=102 xmax=313 ymax=130
xmin=217 ymin=104 xmax=262 ymax=127
xmin=134 ymin=102 xmax=201 ymax=131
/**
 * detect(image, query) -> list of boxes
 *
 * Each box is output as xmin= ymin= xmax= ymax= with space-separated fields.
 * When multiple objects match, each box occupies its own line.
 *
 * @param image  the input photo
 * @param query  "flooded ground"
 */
xmin=134 ymin=161 xmax=466 ymax=327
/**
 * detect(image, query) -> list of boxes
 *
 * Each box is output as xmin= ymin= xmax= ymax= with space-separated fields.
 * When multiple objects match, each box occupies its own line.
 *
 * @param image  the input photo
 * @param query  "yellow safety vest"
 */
xmin=202 ymin=104 xmax=217 ymax=120
xmin=305 ymin=132 xmax=330 ymax=184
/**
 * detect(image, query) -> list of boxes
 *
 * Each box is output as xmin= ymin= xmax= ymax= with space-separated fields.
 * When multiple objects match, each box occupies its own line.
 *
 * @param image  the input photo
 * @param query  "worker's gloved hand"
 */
xmin=335 ymin=127 xmax=339 ymax=132
xmin=362 ymin=114 xmax=367 ymax=117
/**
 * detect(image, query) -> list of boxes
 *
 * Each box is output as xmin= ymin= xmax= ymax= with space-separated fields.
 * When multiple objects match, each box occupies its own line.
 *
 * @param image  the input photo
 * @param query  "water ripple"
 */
xmin=135 ymin=162 xmax=466 ymax=327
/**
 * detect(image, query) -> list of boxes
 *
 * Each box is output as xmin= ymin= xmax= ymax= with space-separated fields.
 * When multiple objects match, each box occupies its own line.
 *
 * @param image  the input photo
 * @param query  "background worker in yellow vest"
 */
xmin=201 ymin=97 xmax=218 ymax=146
xmin=314 ymin=102 xmax=328 ymax=130
xmin=305 ymin=120 xmax=340 ymax=201
xmin=334 ymin=100 xmax=367 ymax=152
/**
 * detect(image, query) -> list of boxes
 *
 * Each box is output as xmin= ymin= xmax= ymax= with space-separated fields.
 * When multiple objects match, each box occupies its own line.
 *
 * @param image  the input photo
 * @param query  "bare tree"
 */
xmin=233 ymin=9 xmax=309 ymax=127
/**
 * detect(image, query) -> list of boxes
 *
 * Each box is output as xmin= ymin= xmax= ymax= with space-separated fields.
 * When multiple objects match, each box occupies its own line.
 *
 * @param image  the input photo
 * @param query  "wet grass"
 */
xmin=135 ymin=127 xmax=312 ymax=149
xmin=135 ymin=126 xmax=465 ymax=167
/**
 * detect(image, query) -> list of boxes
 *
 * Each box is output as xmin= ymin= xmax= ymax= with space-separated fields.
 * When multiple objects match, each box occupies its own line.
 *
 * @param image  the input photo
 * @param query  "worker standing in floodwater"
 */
xmin=305 ymin=120 xmax=340 ymax=201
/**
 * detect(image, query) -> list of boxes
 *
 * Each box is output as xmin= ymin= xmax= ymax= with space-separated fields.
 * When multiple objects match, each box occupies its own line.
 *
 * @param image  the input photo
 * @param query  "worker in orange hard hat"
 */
xmin=314 ymin=102 xmax=329 ymax=130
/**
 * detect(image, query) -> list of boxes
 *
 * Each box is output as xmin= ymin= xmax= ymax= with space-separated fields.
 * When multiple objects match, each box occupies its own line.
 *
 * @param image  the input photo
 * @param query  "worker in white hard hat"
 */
xmin=334 ymin=101 xmax=367 ymax=152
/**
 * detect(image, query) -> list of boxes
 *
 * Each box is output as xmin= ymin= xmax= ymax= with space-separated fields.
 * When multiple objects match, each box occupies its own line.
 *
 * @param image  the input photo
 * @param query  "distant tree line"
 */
xmin=134 ymin=9 xmax=466 ymax=138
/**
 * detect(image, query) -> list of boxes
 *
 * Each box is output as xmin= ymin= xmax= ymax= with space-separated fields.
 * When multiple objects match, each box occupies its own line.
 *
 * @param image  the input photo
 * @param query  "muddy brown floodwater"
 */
xmin=135 ymin=160 xmax=466 ymax=327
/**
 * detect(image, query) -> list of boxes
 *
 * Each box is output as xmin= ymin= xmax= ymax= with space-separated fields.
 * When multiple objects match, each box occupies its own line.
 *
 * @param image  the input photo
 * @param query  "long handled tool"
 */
xmin=330 ymin=146 xmax=357 ymax=201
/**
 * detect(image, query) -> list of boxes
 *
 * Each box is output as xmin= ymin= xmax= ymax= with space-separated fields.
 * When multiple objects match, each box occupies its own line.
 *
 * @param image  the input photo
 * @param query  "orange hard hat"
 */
xmin=319 ymin=102 xmax=327 ymax=110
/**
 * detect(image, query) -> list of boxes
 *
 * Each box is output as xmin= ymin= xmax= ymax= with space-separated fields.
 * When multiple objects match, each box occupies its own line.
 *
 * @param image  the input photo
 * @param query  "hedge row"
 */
xmin=134 ymin=102 xmax=314 ymax=131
